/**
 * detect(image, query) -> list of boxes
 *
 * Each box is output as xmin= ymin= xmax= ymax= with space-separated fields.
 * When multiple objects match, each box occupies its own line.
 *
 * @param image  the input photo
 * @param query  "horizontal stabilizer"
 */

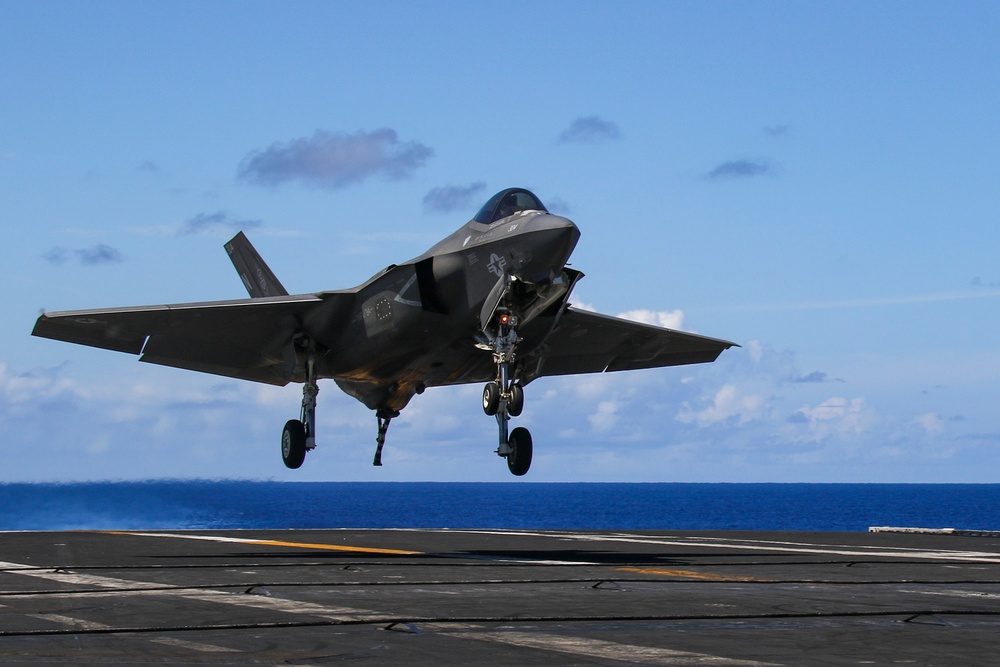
xmin=225 ymin=232 xmax=289 ymax=298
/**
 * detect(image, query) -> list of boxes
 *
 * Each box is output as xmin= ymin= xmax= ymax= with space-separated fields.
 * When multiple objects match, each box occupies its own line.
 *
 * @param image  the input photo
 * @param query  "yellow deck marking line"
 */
xmin=243 ymin=538 xmax=421 ymax=555
xmin=98 ymin=531 xmax=422 ymax=556
xmin=616 ymin=567 xmax=768 ymax=582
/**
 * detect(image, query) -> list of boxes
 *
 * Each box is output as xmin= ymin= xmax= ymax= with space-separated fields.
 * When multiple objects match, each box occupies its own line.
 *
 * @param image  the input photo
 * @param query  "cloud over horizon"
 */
xmin=764 ymin=123 xmax=791 ymax=137
xmin=558 ymin=116 xmax=621 ymax=144
xmin=423 ymin=182 xmax=487 ymax=213
xmin=237 ymin=128 xmax=433 ymax=189
xmin=705 ymin=159 xmax=775 ymax=181
xmin=44 ymin=244 xmax=124 ymax=266
xmin=179 ymin=211 xmax=262 ymax=236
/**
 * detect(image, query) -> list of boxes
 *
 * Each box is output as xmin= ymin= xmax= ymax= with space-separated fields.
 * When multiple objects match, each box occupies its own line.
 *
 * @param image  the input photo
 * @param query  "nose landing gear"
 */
xmin=480 ymin=309 xmax=532 ymax=476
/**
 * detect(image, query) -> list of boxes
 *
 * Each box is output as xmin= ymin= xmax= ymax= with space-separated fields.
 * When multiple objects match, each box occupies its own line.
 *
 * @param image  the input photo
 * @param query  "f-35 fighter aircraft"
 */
xmin=32 ymin=188 xmax=736 ymax=476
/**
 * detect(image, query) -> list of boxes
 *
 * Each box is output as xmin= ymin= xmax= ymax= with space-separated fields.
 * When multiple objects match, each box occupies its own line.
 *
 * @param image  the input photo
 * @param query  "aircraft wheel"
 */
xmin=281 ymin=419 xmax=307 ymax=469
xmin=483 ymin=382 xmax=501 ymax=416
xmin=506 ymin=426 xmax=532 ymax=476
xmin=508 ymin=384 xmax=524 ymax=417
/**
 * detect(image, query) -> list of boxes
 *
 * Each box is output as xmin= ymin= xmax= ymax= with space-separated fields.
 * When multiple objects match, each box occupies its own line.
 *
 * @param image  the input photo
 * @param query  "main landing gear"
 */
xmin=281 ymin=350 xmax=318 ymax=469
xmin=480 ymin=309 xmax=532 ymax=476
xmin=279 ymin=303 xmax=535 ymax=475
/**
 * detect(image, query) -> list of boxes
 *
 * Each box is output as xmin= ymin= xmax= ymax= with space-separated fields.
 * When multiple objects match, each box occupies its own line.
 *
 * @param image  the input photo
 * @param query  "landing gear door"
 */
xmin=479 ymin=272 xmax=509 ymax=335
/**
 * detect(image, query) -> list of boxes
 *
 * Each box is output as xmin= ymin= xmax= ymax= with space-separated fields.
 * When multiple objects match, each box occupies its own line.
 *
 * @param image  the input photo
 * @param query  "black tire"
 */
xmin=507 ymin=384 xmax=524 ymax=417
xmin=281 ymin=419 xmax=307 ymax=469
xmin=507 ymin=426 xmax=532 ymax=476
xmin=483 ymin=382 xmax=501 ymax=416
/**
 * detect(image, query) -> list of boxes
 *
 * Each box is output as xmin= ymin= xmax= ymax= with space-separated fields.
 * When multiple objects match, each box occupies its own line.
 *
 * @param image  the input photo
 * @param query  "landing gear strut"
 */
xmin=372 ymin=408 xmax=398 ymax=466
xmin=281 ymin=349 xmax=318 ymax=469
xmin=480 ymin=308 xmax=532 ymax=476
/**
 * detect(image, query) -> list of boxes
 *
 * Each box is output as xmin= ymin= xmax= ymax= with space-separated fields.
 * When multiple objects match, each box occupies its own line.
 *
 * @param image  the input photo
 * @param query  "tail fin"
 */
xmin=224 ymin=232 xmax=289 ymax=298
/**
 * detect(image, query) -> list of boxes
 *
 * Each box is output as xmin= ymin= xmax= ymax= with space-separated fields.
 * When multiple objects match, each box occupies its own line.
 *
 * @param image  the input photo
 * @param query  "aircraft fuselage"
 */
xmin=319 ymin=210 xmax=580 ymax=413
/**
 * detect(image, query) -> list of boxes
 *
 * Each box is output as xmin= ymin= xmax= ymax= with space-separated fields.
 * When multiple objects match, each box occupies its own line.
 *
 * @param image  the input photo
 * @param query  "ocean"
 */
xmin=3 ymin=482 xmax=999 ymax=532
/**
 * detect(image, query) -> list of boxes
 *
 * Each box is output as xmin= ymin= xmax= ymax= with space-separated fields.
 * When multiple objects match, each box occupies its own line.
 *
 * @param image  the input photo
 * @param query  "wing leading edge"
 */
xmin=530 ymin=307 xmax=738 ymax=379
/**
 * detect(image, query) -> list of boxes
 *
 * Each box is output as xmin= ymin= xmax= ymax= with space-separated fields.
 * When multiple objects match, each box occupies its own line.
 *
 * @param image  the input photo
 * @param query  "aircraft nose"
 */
xmin=519 ymin=214 xmax=580 ymax=281
xmin=537 ymin=214 xmax=580 ymax=257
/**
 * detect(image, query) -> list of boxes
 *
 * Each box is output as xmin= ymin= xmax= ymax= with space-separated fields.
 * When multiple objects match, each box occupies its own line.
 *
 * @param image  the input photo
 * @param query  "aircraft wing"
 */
xmin=32 ymin=293 xmax=343 ymax=386
xmin=528 ymin=307 xmax=738 ymax=380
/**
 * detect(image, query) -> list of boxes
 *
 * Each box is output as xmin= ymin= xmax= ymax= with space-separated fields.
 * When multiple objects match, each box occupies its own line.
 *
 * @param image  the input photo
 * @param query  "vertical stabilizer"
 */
xmin=224 ymin=232 xmax=289 ymax=298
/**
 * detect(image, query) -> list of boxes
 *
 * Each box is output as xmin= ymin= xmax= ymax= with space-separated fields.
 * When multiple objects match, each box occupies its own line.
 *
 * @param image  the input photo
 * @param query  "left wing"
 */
xmin=523 ymin=307 xmax=738 ymax=381
xmin=32 ymin=293 xmax=341 ymax=386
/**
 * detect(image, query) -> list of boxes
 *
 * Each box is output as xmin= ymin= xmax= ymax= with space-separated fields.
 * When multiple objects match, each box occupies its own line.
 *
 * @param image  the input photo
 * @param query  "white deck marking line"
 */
xmin=0 ymin=560 xmax=380 ymax=623
xmin=147 ymin=637 xmax=241 ymax=653
xmin=444 ymin=530 xmax=1000 ymax=564
xmin=28 ymin=612 xmax=112 ymax=632
xmin=25 ymin=612 xmax=238 ymax=652
xmin=17 ymin=586 xmax=385 ymax=621
xmin=898 ymin=587 xmax=1000 ymax=600
xmin=647 ymin=534 xmax=988 ymax=555
xmin=451 ymin=628 xmax=777 ymax=666
xmin=6 ymin=568 xmax=164 ymax=590
xmin=169 ymin=588 xmax=382 ymax=621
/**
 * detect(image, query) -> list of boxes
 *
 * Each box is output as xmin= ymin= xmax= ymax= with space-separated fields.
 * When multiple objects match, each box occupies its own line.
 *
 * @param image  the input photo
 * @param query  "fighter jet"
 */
xmin=32 ymin=188 xmax=737 ymax=476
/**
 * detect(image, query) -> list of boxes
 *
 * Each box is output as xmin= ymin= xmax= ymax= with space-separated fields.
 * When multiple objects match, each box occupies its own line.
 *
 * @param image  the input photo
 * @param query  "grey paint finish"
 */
xmin=32 ymin=188 xmax=737 ymax=471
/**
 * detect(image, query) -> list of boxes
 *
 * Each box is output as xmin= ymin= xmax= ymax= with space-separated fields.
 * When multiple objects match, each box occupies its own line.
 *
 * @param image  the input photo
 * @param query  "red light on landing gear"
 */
xmin=496 ymin=312 xmax=518 ymax=328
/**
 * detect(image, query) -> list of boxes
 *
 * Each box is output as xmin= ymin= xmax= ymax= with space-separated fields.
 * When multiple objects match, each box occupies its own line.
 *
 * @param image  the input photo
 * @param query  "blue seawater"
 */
xmin=2 ymin=482 xmax=999 ymax=532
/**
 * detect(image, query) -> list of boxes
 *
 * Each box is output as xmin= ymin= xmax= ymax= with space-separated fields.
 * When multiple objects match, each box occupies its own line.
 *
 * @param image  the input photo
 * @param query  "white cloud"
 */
xmin=617 ymin=308 xmax=685 ymax=330
xmin=913 ymin=412 xmax=945 ymax=436
xmin=746 ymin=340 xmax=765 ymax=364
xmin=86 ymin=435 xmax=111 ymax=454
xmin=567 ymin=374 xmax=618 ymax=401
xmin=587 ymin=400 xmax=620 ymax=431
xmin=789 ymin=397 xmax=876 ymax=441
xmin=0 ymin=361 xmax=84 ymax=410
xmin=676 ymin=384 xmax=767 ymax=427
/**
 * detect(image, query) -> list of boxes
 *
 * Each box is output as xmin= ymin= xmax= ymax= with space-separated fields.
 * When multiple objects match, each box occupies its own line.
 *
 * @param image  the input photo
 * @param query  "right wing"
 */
xmin=524 ymin=307 xmax=738 ymax=381
xmin=32 ymin=293 xmax=349 ymax=386
xmin=420 ymin=305 xmax=738 ymax=389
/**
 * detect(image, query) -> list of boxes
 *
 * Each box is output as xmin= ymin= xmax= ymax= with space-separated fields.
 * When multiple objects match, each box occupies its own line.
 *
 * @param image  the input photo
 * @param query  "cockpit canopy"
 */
xmin=473 ymin=188 xmax=548 ymax=224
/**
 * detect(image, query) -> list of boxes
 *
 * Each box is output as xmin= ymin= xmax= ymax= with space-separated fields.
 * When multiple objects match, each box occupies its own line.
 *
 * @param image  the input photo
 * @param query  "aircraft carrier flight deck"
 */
xmin=1 ymin=528 xmax=999 ymax=665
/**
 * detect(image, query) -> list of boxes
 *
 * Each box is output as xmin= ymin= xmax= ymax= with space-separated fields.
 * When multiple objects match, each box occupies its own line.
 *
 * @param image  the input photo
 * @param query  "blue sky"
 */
xmin=3 ymin=1 xmax=1000 ymax=482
